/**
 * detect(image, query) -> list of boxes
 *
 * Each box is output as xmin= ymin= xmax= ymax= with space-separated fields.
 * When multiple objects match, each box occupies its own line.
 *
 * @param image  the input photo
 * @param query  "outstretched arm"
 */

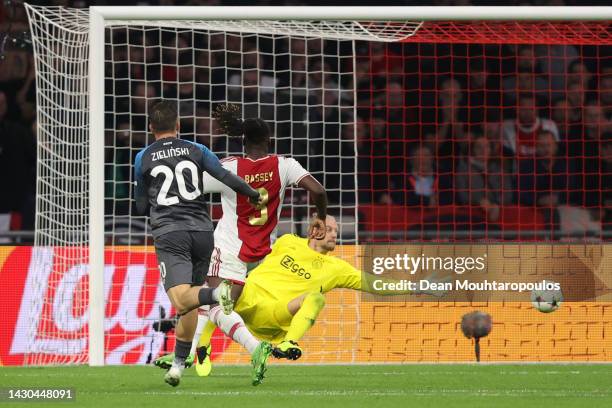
xmin=283 ymin=157 xmax=327 ymax=237
xmin=198 ymin=144 xmax=260 ymax=205
xmin=216 ymin=170 xmax=261 ymax=205
xmin=333 ymin=264 xmax=447 ymax=298
xmin=202 ymin=170 xmax=226 ymax=194
xmin=331 ymin=263 xmax=416 ymax=295
xmin=298 ymin=175 xmax=328 ymax=220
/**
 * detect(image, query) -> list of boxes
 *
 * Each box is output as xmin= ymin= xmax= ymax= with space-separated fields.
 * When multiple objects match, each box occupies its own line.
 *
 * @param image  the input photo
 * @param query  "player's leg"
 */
xmin=190 ymin=303 xmax=209 ymax=355
xmin=190 ymin=300 xmax=238 ymax=377
xmin=154 ymin=291 xmax=213 ymax=370
xmin=162 ymin=265 xmax=234 ymax=374
xmin=158 ymin=231 xmax=231 ymax=317
xmin=209 ymin=303 xmax=260 ymax=353
xmin=166 ymin=308 xmax=197 ymax=377
xmin=196 ymin=306 xmax=216 ymax=350
xmin=192 ymin=248 xmax=252 ymax=376
xmin=208 ymin=303 xmax=272 ymax=386
xmin=164 ymin=281 xmax=230 ymax=315
xmin=189 ymin=246 xmax=222 ymax=372
xmin=204 ymin=246 xmax=249 ymax=313
xmin=190 ymin=305 xmax=214 ymax=376
xmin=197 ymin=255 xmax=261 ymax=349
xmin=190 ymin=279 xmax=227 ymax=377
xmin=189 ymin=246 xmax=225 ymax=376
xmin=286 ymin=292 xmax=326 ymax=336
xmin=194 ymin=284 xmax=244 ymax=352
xmin=162 ymin=307 xmax=196 ymax=386
xmin=155 ymin=231 xmax=220 ymax=386
xmin=175 ymin=309 xmax=198 ymax=343
xmin=154 ymin=231 xmax=197 ymax=384
xmin=204 ymin=250 xmax=273 ymax=385
xmin=189 ymin=235 xmax=241 ymax=377
xmin=272 ymin=292 xmax=326 ymax=360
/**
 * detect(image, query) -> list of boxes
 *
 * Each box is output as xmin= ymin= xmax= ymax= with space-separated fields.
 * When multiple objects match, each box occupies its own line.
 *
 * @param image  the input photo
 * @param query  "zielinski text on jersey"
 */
xmin=151 ymin=147 xmax=190 ymax=161
xmin=134 ymin=138 xmax=224 ymax=238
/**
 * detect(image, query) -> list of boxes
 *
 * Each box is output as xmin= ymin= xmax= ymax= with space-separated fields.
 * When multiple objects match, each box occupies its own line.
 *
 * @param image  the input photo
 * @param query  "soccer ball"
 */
xmin=531 ymin=281 xmax=563 ymax=313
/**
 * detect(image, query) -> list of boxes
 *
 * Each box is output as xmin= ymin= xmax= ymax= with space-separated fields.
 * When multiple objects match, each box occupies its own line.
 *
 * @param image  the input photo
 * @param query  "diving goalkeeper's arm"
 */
xmin=307 ymin=215 xmax=449 ymax=298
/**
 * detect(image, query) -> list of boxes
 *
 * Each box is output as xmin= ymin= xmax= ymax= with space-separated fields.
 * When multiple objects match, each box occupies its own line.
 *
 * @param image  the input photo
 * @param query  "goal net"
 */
xmin=25 ymin=5 xmax=407 ymax=365
xmin=21 ymin=5 xmax=612 ymax=366
xmin=357 ymin=21 xmax=612 ymax=243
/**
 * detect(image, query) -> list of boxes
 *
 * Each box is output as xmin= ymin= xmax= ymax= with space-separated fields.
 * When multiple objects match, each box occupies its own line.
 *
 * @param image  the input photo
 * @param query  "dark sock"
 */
xmin=198 ymin=287 xmax=215 ymax=306
xmin=174 ymin=339 xmax=191 ymax=366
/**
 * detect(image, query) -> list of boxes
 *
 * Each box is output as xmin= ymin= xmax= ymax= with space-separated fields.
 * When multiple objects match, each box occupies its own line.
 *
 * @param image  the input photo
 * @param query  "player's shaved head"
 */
xmin=308 ymin=214 xmax=338 ymax=254
xmin=149 ymin=99 xmax=179 ymax=134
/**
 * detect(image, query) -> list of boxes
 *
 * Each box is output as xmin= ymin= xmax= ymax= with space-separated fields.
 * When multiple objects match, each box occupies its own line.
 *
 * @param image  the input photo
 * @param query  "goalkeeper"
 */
xmin=213 ymin=214 xmax=447 ymax=361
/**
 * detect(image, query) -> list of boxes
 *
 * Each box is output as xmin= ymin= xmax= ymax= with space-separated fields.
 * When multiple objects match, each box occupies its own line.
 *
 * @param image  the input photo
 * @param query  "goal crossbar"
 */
xmin=93 ymin=6 xmax=612 ymax=21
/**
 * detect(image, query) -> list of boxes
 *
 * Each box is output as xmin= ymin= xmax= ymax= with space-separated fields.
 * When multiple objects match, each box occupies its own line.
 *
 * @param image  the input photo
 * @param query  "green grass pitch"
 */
xmin=1 ymin=364 xmax=611 ymax=407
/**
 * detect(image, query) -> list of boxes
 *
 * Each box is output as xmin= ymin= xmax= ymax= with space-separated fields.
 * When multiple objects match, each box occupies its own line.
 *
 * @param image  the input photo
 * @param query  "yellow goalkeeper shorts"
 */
xmin=235 ymin=287 xmax=294 ymax=344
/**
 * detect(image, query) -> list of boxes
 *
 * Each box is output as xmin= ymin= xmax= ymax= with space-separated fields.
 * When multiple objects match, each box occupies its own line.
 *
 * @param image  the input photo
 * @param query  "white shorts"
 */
xmin=207 ymin=246 xmax=252 ymax=284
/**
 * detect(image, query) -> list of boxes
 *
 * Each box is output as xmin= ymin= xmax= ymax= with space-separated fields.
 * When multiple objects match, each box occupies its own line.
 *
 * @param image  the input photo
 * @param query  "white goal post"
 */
xmin=24 ymin=5 xmax=612 ymax=367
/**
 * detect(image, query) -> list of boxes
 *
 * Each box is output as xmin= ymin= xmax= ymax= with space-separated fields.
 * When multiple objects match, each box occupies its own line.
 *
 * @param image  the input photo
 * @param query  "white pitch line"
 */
xmin=2 ymin=368 xmax=611 ymax=378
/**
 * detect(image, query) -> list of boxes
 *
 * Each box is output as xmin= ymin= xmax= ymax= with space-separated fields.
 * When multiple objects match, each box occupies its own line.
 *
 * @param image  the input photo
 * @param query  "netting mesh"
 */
xmin=22 ymin=5 xmax=89 ymax=365
xmin=22 ymin=4 xmax=612 ymax=366
xmin=403 ymin=21 xmax=612 ymax=45
xmin=356 ymin=36 xmax=611 ymax=242
xmin=26 ymin=5 xmax=365 ymax=365
xmin=108 ymin=20 xmax=423 ymax=43
xmin=102 ymin=26 xmax=359 ymax=364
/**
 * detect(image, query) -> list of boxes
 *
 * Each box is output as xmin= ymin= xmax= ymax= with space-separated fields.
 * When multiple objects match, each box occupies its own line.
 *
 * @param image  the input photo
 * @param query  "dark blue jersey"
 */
xmin=134 ymin=137 xmax=228 ymax=238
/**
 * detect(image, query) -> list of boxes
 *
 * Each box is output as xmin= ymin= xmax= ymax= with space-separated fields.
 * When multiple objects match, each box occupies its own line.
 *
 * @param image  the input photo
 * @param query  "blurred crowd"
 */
xmin=0 ymin=3 xmax=36 ymax=234
xmin=0 ymin=0 xmax=610 ymax=241
xmin=354 ymin=41 xmax=612 ymax=235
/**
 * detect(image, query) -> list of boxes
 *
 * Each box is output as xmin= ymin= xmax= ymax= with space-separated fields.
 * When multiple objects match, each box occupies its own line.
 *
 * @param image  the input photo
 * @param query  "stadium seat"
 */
xmin=358 ymin=204 xmax=548 ymax=241
xmin=499 ymin=206 xmax=547 ymax=232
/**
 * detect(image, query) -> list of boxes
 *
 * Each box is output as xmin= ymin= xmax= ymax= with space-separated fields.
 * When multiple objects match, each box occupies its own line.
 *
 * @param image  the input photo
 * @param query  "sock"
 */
xmin=173 ymin=339 xmax=191 ymax=368
xmin=211 ymin=285 xmax=223 ymax=302
xmin=285 ymin=292 xmax=326 ymax=343
xmin=190 ymin=306 xmax=209 ymax=355
xmin=198 ymin=287 xmax=215 ymax=305
xmin=199 ymin=320 xmax=216 ymax=348
xmin=170 ymin=359 xmax=185 ymax=372
xmin=209 ymin=306 xmax=260 ymax=354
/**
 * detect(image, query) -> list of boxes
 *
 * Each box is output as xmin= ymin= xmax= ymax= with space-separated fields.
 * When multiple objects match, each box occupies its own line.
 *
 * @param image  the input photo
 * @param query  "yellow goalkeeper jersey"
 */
xmin=241 ymin=233 xmax=361 ymax=304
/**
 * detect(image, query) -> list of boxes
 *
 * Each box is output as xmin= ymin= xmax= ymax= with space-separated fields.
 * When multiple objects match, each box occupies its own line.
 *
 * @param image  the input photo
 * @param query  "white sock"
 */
xmin=170 ymin=360 xmax=185 ymax=374
xmin=209 ymin=305 xmax=260 ymax=354
xmin=190 ymin=305 xmax=210 ymax=355
xmin=211 ymin=285 xmax=222 ymax=302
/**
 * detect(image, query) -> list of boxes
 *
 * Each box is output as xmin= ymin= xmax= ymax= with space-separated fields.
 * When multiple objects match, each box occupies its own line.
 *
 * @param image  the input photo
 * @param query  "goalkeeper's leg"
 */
xmin=272 ymin=292 xmax=326 ymax=360
xmin=194 ymin=250 xmax=266 ymax=381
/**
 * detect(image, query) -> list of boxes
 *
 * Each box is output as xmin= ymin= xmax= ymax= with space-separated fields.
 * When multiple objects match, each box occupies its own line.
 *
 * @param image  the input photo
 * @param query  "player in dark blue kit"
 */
xmin=134 ymin=100 xmax=261 ymax=386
